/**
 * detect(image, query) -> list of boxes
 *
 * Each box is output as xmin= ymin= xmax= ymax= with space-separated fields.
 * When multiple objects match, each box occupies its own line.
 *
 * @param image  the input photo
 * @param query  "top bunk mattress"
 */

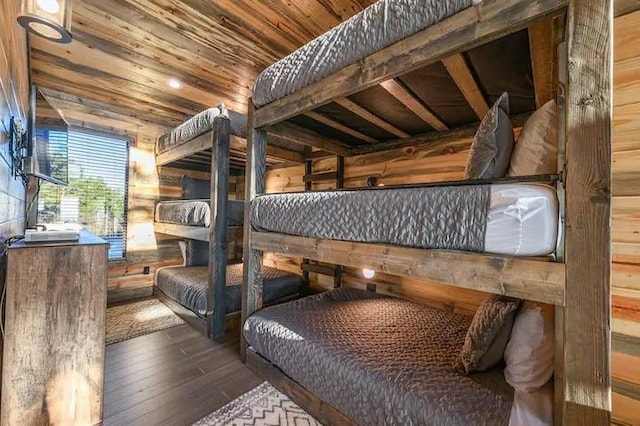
xmin=157 ymin=107 xmax=248 ymax=155
xmin=156 ymin=199 xmax=245 ymax=227
xmin=244 ymin=287 xmax=513 ymax=425
xmin=252 ymin=0 xmax=475 ymax=107
xmin=251 ymin=183 xmax=558 ymax=257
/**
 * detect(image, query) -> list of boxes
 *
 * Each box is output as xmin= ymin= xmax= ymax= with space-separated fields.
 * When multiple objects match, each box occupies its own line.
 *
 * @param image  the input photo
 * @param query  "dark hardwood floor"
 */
xmin=104 ymin=324 xmax=262 ymax=425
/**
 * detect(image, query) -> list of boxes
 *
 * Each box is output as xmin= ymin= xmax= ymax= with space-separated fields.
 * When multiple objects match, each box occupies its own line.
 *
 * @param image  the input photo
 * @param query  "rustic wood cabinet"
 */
xmin=1 ymin=231 xmax=108 ymax=425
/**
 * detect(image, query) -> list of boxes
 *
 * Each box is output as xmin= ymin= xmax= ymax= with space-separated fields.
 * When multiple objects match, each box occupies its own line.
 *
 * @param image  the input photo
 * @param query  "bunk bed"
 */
xmin=154 ymin=106 xmax=303 ymax=338
xmin=241 ymin=0 xmax=612 ymax=424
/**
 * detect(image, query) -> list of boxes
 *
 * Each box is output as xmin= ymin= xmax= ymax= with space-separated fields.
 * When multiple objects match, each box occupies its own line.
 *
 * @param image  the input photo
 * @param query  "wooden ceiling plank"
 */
xmin=528 ymin=17 xmax=557 ymax=108
xmin=441 ymin=53 xmax=489 ymax=119
xmin=379 ymin=79 xmax=448 ymax=131
xmin=266 ymin=122 xmax=353 ymax=157
xmin=335 ymin=98 xmax=410 ymax=138
xmin=29 ymin=37 xmax=247 ymax=112
xmin=303 ymin=111 xmax=378 ymax=143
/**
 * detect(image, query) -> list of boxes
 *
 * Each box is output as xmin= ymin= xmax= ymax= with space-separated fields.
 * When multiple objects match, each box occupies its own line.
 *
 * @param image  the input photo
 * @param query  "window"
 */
xmin=37 ymin=129 xmax=129 ymax=260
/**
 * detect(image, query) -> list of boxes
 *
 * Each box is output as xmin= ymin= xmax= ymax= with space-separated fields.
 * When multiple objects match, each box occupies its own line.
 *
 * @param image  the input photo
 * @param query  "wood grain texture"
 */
xmin=563 ymin=0 xmax=613 ymax=422
xmin=528 ymin=17 xmax=558 ymax=108
xmin=251 ymin=232 xmax=566 ymax=306
xmin=334 ymin=98 xmax=410 ymax=138
xmin=379 ymin=79 xmax=448 ymax=131
xmin=441 ymin=54 xmax=489 ymax=119
xmin=2 ymin=235 xmax=108 ymax=425
xmin=303 ymin=111 xmax=378 ymax=143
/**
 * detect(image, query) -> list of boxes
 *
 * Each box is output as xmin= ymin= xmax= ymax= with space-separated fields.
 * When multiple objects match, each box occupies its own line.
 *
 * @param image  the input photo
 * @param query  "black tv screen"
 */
xmin=26 ymin=87 xmax=69 ymax=185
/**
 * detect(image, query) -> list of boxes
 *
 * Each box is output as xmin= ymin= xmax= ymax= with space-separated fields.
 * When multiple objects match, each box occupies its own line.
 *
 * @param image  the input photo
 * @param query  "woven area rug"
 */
xmin=194 ymin=382 xmax=322 ymax=426
xmin=105 ymin=298 xmax=185 ymax=345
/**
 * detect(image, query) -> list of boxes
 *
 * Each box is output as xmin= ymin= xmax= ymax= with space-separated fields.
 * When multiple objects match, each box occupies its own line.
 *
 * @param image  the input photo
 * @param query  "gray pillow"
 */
xmin=464 ymin=92 xmax=514 ymax=179
xmin=458 ymin=294 xmax=521 ymax=374
xmin=182 ymin=176 xmax=210 ymax=200
xmin=185 ymin=239 xmax=209 ymax=266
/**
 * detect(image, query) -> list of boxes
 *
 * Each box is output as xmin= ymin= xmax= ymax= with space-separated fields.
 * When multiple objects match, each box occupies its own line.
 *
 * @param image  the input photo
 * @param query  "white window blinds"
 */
xmin=38 ymin=130 xmax=129 ymax=260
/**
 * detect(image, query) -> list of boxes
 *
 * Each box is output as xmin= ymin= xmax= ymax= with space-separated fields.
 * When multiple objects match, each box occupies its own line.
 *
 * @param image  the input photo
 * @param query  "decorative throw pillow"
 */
xmin=458 ymin=294 xmax=521 ymax=374
xmin=507 ymin=100 xmax=558 ymax=177
xmin=464 ymin=92 xmax=515 ymax=179
xmin=182 ymin=176 xmax=210 ymax=199
xmin=504 ymin=303 xmax=555 ymax=392
xmin=185 ymin=239 xmax=209 ymax=266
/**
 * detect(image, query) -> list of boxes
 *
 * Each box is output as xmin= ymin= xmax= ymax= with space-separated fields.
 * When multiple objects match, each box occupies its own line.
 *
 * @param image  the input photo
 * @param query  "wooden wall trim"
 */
xmin=562 ymin=0 xmax=613 ymax=422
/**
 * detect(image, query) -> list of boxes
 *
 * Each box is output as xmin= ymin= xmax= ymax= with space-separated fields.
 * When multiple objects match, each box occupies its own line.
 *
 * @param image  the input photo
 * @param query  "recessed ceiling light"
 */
xmin=167 ymin=78 xmax=183 ymax=89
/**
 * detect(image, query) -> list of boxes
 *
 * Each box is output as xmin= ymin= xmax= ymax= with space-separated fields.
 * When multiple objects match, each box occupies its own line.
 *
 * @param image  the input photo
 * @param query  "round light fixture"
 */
xmin=17 ymin=0 xmax=72 ymax=43
xmin=167 ymin=78 xmax=183 ymax=90
xmin=362 ymin=269 xmax=375 ymax=279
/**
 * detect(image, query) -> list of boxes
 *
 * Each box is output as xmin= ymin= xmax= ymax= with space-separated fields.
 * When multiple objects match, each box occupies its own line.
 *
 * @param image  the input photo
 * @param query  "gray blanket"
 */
xmin=252 ymin=0 xmax=473 ymax=107
xmin=251 ymin=185 xmax=490 ymax=252
xmin=156 ymin=264 xmax=300 ymax=316
xmin=156 ymin=199 xmax=245 ymax=227
xmin=157 ymin=107 xmax=248 ymax=154
xmin=244 ymin=288 xmax=513 ymax=425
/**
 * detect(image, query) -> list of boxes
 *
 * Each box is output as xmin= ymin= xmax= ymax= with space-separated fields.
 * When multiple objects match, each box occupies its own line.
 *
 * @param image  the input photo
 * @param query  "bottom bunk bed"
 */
xmin=155 ymin=263 xmax=301 ymax=333
xmin=244 ymin=288 xmax=553 ymax=425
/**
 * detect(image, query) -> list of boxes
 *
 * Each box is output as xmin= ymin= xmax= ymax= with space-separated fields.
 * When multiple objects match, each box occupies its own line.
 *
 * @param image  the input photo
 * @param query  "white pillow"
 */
xmin=504 ymin=305 xmax=554 ymax=392
xmin=178 ymin=240 xmax=187 ymax=266
xmin=507 ymin=100 xmax=558 ymax=176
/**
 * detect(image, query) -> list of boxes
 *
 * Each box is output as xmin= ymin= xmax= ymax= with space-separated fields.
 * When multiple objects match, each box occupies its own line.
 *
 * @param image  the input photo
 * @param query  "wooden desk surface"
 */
xmin=8 ymin=230 xmax=108 ymax=250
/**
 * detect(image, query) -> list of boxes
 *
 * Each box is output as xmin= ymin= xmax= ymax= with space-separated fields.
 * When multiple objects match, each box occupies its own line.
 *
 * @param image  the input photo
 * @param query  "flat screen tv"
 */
xmin=24 ymin=86 xmax=69 ymax=186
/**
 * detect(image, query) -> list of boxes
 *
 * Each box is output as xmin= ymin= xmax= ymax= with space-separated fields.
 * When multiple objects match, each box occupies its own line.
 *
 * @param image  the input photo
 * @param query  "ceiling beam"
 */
xmin=441 ymin=54 xmax=489 ymax=119
xmin=302 ymin=111 xmax=378 ymax=143
xmin=379 ymin=79 xmax=448 ymax=131
xmin=334 ymin=98 xmax=410 ymax=138
xmin=266 ymin=122 xmax=352 ymax=157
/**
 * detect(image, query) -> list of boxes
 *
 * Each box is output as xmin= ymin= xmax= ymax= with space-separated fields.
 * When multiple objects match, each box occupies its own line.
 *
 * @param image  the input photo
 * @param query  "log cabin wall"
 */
xmin=262 ymin=11 xmax=640 ymax=422
xmin=0 ymin=0 xmax=28 ymax=241
xmin=611 ymin=9 xmax=640 ymax=425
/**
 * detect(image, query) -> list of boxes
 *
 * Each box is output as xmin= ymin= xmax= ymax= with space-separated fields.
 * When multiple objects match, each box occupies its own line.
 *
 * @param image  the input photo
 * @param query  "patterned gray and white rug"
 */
xmin=194 ymin=382 xmax=322 ymax=426
xmin=105 ymin=298 xmax=185 ymax=345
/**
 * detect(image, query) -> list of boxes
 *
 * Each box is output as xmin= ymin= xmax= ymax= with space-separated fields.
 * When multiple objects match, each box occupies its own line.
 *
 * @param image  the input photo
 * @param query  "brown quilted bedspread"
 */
xmin=244 ymin=288 xmax=513 ymax=425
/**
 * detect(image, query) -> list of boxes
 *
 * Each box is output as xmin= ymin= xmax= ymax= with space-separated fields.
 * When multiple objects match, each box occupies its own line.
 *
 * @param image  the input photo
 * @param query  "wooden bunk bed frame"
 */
xmin=241 ymin=0 xmax=612 ymax=424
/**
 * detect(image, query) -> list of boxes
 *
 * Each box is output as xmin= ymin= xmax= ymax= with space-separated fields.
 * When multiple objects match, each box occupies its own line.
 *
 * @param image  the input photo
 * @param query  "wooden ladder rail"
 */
xmin=301 ymin=150 xmax=344 ymax=294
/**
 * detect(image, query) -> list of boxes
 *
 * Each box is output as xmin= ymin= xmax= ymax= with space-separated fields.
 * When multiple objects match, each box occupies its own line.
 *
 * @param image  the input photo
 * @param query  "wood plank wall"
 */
xmin=611 ymin=10 xmax=640 ymax=426
xmin=263 ymin=12 xmax=640 ymax=422
xmin=0 ymin=1 xmax=28 ymax=242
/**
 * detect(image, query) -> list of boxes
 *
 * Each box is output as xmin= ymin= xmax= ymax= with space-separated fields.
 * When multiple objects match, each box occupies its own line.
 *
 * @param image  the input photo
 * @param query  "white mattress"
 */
xmin=485 ymin=184 xmax=558 ymax=256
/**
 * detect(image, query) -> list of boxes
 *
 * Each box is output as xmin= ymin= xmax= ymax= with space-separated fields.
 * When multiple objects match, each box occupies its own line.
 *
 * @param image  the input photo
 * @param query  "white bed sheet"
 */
xmin=485 ymin=184 xmax=558 ymax=256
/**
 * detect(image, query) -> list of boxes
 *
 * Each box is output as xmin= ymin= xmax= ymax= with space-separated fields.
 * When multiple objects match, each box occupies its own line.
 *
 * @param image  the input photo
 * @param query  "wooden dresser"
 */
xmin=1 ymin=231 xmax=108 ymax=425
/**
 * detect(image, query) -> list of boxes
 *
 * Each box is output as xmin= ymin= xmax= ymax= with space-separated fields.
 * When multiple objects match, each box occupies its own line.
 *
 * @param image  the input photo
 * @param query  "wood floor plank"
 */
xmin=103 ymin=324 xmax=260 ymax=425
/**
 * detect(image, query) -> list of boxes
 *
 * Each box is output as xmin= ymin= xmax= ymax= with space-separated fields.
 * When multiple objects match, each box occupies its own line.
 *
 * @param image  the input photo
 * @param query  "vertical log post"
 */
xmin=241 ymin=100 xmax=267 ymax=360
xmin=563 ymin=0 xmax=612 ymax=423
xmin=207 ymin=116 xmax=231 ymax=339
xmin=300 ymin=147 xmax=313 ymax=295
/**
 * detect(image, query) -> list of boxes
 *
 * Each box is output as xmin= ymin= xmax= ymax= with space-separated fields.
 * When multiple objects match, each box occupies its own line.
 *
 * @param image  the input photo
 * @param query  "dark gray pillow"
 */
xmin=458 ymin=294 xmax=521 ymax=374
xmin=182 ymin=176 xmax=210 ymax=200
xmin=464 ymin=92 xmax=514 ymax=179
xmin=185 ymin=239 xmax=209 ymax=266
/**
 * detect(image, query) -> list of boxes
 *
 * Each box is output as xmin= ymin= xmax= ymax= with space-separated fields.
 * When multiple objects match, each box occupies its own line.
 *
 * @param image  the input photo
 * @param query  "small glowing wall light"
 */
xmin=18 ymin=0 xmax=73 ymax=43
xmin=362 ymin=269 xmax=376 ymax=279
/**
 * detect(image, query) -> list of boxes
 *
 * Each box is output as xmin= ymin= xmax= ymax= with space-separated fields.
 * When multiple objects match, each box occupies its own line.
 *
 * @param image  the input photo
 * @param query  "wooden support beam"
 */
xmin=300 ymin=262 xmax=339 ymax=277
xmin=441 ymin=54 xmax=489 ymax=119
xmin=379 ymin=79 xmax=448 ymax=131
xmin=303 ymin=111 xmax=378 ymax=144
xmin=615 ymin=0 xmax=640 ymax=17
xmin=253 ymin=0 xmax=568 ymax=128
xmin=266 ymin=122 xmax=352 ymax=157
xmin=334 ymin=98 xmax=410 ymax=138
xmin=241 ymin=100 xmax=267 ymax=360
xmin=251 ymin=232 xmax=566 ymax=306
xmin=207 ymin=117 xmax=230 ymax=339
xmin=562 ymin=0 xmax=612 ymax=423
xmin=303 ymin=172 xmax=338 ymax=183
xmin=528 ymin=18 xmax=557 ymax=108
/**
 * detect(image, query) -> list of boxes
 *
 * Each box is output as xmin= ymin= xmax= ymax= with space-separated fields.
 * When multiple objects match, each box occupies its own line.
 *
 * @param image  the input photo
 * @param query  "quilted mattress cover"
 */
xmin=155 ymin=263 xmax=301 ymax=316
xmin=251 ymin=183 xmax=558 ymax=257
xmin=252 ymin=0 xmax=475 ymax=107
xmin=155 ymin=199 xmax=245 ymax=227
xmin=156 ymin=107 xmax=248 ymax=154
xmin=244 ymin=288 xmax=513 ymax=425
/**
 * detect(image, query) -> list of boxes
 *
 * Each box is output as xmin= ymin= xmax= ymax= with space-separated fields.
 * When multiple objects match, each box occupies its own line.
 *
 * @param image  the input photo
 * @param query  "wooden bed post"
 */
xmin=241 ymin=99 xmax=267 ymax=360
xmin=562 ymin=0 xmax=612 ymax=423
xmin=207 ymin=116 xmax=231 ymax=339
